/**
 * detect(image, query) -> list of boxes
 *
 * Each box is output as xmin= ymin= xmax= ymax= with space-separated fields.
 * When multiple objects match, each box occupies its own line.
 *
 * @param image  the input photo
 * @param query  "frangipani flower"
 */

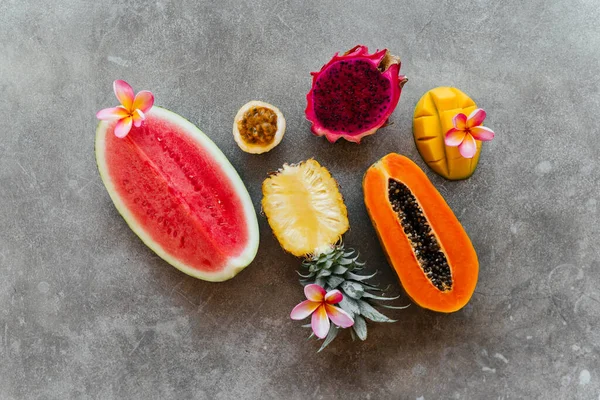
xmin=290 ymin=284 xmax=354 ymax=339
xmin=96 ymin=80 xmax=154 ymax=138
xmin=444 ymin=108 xmax=495 ymax=159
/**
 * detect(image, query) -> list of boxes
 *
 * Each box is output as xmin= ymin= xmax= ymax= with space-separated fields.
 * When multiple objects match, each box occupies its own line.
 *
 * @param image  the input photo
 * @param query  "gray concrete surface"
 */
xmin=1 ymin=0 xmax=599 ymax=398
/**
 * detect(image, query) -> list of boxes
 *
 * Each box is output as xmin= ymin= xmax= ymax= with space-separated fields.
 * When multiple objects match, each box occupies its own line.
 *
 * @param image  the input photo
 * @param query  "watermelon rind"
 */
xmin=95 ymin=106 xmax=259 ymax=282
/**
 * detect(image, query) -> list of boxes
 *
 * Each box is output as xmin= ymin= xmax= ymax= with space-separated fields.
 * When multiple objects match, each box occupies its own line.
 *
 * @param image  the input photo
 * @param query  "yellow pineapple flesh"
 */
xmin=262 ymin=159 xmax=349 ymax=257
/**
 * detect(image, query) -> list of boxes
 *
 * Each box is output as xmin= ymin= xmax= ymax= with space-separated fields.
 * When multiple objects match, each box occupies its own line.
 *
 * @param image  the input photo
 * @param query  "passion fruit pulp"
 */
xmin=233 ymin=100 xmax=286 ymax=154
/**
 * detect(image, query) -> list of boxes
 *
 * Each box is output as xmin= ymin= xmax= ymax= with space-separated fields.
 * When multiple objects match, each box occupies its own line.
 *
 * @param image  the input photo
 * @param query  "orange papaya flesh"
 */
xmin=363 ymin=153 xmax=478 ymax=313
xmin=413 ymin=87 xmax=482 ymax=180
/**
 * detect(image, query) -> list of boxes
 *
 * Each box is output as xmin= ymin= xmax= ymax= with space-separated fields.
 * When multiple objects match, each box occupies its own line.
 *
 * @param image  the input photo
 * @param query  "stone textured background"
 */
xmin=1 ymin=0 xmax=599 ymax=399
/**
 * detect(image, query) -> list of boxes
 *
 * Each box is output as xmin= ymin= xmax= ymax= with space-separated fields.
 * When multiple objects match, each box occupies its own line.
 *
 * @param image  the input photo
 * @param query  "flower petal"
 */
xmin=290 ymin=300 xmax=321 ymax=320
xmin=132 ymin=109 xmax=145 ymax=127
xmin=445 ymin=128 xmax=466 ymax=147
xmin=304 ymin=284 xmax=326 ymax=302
xmin=114 ymin=116 xmax=133 ymax=138
xmin=96 ymin=106 xmax=129 ymax=121
xmin=458 ymin=134 xmax=477 ymax=158
xmin=113 ymin=80 xmax=134 ymax=110
xmin=470 ymin=126 xmax=495 ymax=142
xmin=467 ymin=108 xmax=486 ymax=128
xmin=453 ymin=113 xmax=467 ymax=130
xmin=133 ymin=90 xmax=155 ymax=113
xmin=324 ymin=290 xmax=343 ymax=305
xmin=325 ymin=304 xmax=354 ymax=328
xmin=311 ymin=305 xmax=330 ymax=339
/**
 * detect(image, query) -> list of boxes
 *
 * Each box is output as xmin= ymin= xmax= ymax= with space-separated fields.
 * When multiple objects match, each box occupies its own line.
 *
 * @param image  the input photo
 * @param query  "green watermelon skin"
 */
xmin=95 ymin=107 xmax=259 ymax=282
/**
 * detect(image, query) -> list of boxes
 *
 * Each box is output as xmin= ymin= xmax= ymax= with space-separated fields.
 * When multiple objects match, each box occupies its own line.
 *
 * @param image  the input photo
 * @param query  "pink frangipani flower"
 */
xmin=96 ymin=80 xmax=154 ymax=138
xmin=444 ymin=108 xmax=495 ymax=159
xmin=290 ymin=284 xmax=354 ymax=339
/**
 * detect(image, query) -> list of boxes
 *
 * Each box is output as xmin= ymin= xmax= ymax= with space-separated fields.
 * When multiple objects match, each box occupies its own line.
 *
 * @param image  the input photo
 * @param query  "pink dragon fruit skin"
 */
xmin=305 ymin=45 xmax=408 ymax=143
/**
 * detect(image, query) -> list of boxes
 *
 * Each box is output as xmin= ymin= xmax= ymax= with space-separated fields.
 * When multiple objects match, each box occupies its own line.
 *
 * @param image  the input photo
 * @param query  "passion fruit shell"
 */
xmin=233 ymin=100 xmax=286 ymax=154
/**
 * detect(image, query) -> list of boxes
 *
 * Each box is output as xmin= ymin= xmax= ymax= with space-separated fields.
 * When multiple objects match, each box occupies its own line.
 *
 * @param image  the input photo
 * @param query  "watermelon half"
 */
xmin=95 ymin=107 xmax=259 ymax=282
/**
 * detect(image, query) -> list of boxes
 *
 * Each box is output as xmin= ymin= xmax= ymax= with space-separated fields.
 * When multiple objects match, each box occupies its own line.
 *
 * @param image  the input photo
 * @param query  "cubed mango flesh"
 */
xmin=413 ymin=87 xmax=482 ymax=180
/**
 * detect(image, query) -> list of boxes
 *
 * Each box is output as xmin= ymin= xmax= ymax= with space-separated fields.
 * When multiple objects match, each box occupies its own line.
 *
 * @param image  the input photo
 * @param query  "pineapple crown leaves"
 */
xmin=298 ymin=244 xmax=409 ymax=351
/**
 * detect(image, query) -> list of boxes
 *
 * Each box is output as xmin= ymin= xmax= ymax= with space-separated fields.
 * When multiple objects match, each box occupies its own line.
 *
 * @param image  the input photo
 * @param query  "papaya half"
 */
xmin=413 ymin=87 xmax=481 ymax=180
xmin=363 ymin=153 xmax=478 ymax=313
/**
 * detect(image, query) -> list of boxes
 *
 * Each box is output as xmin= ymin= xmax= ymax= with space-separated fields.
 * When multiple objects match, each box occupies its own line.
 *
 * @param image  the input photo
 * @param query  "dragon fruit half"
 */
xmin=305 ymin=45 xmax=408 ymax=143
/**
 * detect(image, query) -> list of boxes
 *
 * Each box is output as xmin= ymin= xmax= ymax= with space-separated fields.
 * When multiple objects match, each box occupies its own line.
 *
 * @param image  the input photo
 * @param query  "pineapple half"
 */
xmin=262 ymin=159 xmax=349 ymax=257
xmin=262 ymin=159 xmax=404 ymax=350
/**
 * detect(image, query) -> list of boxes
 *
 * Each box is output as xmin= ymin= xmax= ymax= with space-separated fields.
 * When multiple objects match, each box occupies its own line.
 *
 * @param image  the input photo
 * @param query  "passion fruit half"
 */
xmin=233 ymin=100 xmax=286 ymax=154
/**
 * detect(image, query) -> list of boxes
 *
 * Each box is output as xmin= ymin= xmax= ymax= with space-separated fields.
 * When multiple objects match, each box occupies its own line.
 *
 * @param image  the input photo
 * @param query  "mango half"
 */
xmin=413 ymin=87 xmax=481 ymax=180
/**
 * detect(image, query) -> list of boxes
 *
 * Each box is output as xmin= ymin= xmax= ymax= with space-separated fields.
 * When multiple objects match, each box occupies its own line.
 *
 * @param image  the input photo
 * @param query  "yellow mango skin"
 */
xmin=413 ymin=87 xmax=482 ymax=180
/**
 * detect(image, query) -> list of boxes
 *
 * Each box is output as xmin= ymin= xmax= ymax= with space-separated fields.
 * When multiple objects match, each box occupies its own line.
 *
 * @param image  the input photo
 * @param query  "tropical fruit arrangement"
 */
xmin=95 ymin=45 xmax=495 ymax=350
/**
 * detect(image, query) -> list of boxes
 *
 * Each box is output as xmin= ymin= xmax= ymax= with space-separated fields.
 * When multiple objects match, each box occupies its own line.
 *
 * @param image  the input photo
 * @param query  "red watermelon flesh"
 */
xmin=96 ymin=107 xmax=259 ymax=281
